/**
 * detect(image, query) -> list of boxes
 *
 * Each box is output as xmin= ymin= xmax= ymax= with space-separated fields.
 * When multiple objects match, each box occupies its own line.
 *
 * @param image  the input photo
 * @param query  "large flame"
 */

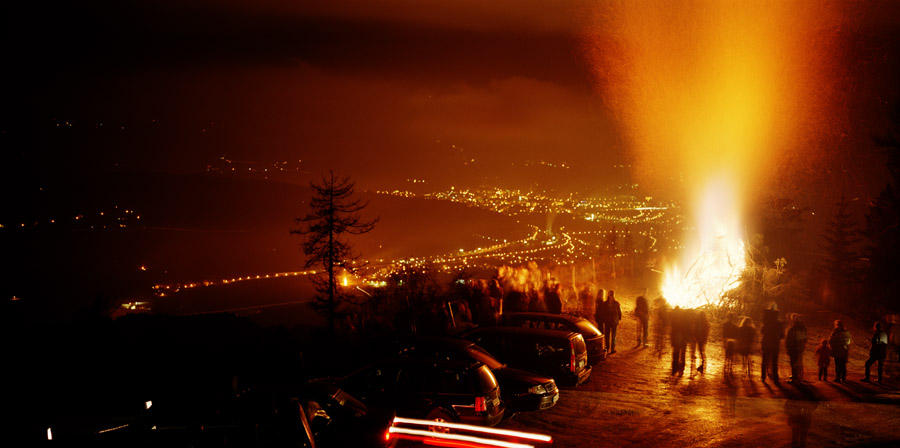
xmin=583 ymin=2 xmax=842 ymax=308
xmin=662 ymin=175 xmax=746 ymax=308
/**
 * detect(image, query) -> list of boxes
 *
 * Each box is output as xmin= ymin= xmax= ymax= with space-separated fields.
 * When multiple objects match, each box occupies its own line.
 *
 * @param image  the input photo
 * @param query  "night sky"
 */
xmin=3 ymin=1 xmax=900 ymax=316
xmin=4 ymin=1 xmax=900 ymax=197
xmin=3 ymin=0 xmax=634 ymax=194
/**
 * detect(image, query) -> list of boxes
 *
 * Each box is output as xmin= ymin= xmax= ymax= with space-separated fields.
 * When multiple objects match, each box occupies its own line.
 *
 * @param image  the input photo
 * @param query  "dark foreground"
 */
xmin=8 ymin=299 xmax=900 ymax=447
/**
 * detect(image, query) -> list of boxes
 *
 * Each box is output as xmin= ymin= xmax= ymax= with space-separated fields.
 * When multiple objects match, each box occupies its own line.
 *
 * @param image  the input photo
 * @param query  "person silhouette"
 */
xmin=828 ymin=320 xmax=852 ymax=383
xmin=862 ymin=321 xmax=888 ymax=383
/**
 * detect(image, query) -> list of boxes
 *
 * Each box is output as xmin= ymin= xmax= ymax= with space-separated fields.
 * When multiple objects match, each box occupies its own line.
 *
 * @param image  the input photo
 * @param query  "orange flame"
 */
xmin=583 ymin=2 xmax=842 ymax=307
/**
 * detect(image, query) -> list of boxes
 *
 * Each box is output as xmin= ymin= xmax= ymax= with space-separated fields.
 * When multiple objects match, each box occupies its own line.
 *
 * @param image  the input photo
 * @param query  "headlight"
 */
xmin=528 ymin=384 xmax=548 ymax=394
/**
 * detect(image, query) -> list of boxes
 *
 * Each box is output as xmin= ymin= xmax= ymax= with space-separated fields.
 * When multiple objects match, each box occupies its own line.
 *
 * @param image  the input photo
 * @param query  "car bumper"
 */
xmin=575 ymin=366 xmax=592 ymax=386
xmin=509 ymin=390 xmax=559 ymax=412
xmin=587 ymin=341 xmax=606 ymax=364
xmin=460 ymin=408 xmax=505 ymax=428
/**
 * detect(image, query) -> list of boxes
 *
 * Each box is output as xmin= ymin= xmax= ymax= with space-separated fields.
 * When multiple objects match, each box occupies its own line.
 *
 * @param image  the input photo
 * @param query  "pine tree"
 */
xmin=864 ymin=102 xmax=900 ymax=311
xmin=291 ymin=171 xmax=377 ymax=336
xmin=818 ymin=195 xmax=861 ymax=308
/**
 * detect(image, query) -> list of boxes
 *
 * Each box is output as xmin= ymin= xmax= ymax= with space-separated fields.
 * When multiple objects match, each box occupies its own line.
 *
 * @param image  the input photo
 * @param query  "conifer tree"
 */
xmin=292 ymin=171 xmax=377 ymax=336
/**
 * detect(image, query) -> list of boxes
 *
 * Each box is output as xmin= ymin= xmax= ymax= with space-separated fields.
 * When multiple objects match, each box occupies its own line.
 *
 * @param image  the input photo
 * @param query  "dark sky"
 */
xmin=3 ymin=1 xmax=899 ymax=198
xmin=3 ymin=0 xmax=627 ymax=194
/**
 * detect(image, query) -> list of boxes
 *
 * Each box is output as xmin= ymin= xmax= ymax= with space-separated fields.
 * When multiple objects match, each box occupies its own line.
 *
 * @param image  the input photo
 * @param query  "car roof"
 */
xmin=398 ymin=335 xmax=476 ymax=350
xmin=464 ymin=325 xmax=579 ymax=339
xmin=502 ymin=312 xmax=585 ymax=323
xmin=362 ymin=356 xmax=486 ymax=372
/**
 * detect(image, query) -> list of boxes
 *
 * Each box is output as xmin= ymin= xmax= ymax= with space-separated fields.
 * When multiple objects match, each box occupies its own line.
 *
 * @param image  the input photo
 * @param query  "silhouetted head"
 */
xmin=608 ymin=290 xmax=615 ymax=301
xmin=874 ymin=321 xmax=882 ymax=332
xmin=834 ymin=320 xmax=844 ymax=331
xmin=819 ymin=338 xmax=829 ymax=347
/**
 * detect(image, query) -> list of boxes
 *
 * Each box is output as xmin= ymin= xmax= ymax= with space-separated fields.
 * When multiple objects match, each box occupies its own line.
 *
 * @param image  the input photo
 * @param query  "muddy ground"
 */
xmin=499 ymin=297 xmax=900 ymax=447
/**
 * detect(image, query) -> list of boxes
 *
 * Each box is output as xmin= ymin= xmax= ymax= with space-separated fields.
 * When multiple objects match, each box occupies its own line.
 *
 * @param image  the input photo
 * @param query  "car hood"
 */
xmin=493 ymin=366 xmax=554 ymax=386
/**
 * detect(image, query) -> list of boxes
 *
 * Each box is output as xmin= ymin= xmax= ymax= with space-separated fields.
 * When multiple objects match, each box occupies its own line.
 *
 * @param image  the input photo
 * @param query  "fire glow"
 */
xmin=584 ymin=2 xmax=841 ymax=308
xmin=662 ymin=176 xmax=746 ymax=308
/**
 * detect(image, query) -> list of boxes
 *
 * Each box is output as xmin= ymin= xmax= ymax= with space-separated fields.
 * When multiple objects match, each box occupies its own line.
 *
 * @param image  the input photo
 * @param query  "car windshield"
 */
xmin=572 ymin=335 xmax=587 ymax=354
xmin=465 ymin=344 xmax=505 ymax=369
xmin=576 ymin=320 xmax=603 ymax=337
xmin=475 ymin=365 xmax=499 ymax=394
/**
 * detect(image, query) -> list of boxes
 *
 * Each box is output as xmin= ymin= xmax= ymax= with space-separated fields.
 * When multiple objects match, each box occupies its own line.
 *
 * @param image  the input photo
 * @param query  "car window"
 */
xmin=465 ymin=345 xmax=504 ymax=369
xmin=470 ymin=333 xmax=504 ymax=355
xmin=536 ymin=340 xmax=565 ymax=356
xmin=547 ymin=321 xmax=567 ymax=331
xmin=398 ymin=366 xmax=429 ymax=393
xmin=440 ymin=370 xmax=472 ymax=395
xmin=572 ymin=335 xmax=587 ymax=354
xmin=346 ymin=365 xmax=400 ymax=396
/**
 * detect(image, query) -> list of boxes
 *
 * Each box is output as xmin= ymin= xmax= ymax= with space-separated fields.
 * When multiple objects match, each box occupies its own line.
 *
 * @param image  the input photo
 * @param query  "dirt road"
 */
xmin=500 ymin=298 xmax=900 ymax=447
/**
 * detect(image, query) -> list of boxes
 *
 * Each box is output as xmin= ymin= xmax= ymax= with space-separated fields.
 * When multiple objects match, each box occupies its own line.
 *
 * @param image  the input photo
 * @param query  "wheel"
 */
xmin=424 ymin=408 xmax=455 ymax=434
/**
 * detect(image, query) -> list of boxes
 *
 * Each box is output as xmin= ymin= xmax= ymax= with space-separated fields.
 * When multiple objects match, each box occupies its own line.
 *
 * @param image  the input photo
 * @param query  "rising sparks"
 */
xmin=583 ymin=1 xmax=843 ymax=307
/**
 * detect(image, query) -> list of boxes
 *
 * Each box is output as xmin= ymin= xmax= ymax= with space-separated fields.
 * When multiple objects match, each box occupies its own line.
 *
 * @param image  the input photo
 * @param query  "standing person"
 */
xmin=578 ymin=284 xmax=594 ymax=320
xmin=760 ymin=307 xmax=784 ymax=383
xmin=736 ymin=317 xmax=756 ymax=379
xmin=653 ymin=297 xmax=669 ymax=358
xmin=544 ymin=281 xmax=562 ymax=314
xmin=670 ymin=307 xmax=688 ymax=375
xmin=692 ymin=310 xmax=710 ymax=374
xmin=862 ymin=322 xmax=889 ymax=383
xmin=785 ymin=314 xmax=809 ymax=384
xmin=594 ymin=289 xmax=608 ymax=351
xmin=814 ymin=339 xmax=832 ymax=381
xmin=634 ymin=294 xmax=650 ymax=348
xmin=722 ymin=312 xmax=739 ymax=378
xmin=828 ymin=320 xmax=852 ymax=383
xmin=488 ymin=278 xmax=503 ymax=323
xmin=605 ymin=290 xmax=623 ymax=354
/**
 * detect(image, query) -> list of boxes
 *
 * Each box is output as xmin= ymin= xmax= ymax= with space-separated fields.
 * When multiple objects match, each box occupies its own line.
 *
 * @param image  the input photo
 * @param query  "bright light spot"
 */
xmin=47 ymin=428 xmax=52 ymax=441
xmin=145 ymin=400 xmax=152 ymax=410
xmin=662 ymin=176 xmax=746 ymax=309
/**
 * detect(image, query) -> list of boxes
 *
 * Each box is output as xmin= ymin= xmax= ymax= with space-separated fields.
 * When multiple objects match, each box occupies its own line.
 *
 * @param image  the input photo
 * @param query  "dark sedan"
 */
xmin=395 ymin=336 xmax=559 ymax=413
xmin=500 ymin=312 xmax=606 ymax=364
xmin=314 ymin=357 xmax=505 ymax=428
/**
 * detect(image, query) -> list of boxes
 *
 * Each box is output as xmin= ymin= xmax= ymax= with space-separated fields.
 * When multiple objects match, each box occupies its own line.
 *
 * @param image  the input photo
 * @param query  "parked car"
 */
xmin=500 ymin=312 xmax=606 ymax=364
xmin=394 ymin=336 xmax=559 ymax=413
xmin=315 ymin=357 xmax=505 ymax=428
xmin=137 ymin=383 xmax=392 ymax=448
xmin=462 ymin=326 xmax=592 ymax=387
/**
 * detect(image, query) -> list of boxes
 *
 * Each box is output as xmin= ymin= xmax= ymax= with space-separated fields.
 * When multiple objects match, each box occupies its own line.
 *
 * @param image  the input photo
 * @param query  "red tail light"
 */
xmin=475 ymin=396 xmax=487 ymax=412
xmin=570 ymin=340 xmax=577 ymax=373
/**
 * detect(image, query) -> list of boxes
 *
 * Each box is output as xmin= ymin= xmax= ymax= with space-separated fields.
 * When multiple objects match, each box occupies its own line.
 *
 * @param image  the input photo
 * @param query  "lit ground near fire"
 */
xmin=500 ymin=296 xmax=900 ymax=447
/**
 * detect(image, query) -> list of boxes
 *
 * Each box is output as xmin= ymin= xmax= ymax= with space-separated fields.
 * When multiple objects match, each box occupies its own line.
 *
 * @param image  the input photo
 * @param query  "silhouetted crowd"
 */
xmin=440 ymin=267 xmax=897 ymax=385
xmin=656 ymin=300 xmax=897 ymax=384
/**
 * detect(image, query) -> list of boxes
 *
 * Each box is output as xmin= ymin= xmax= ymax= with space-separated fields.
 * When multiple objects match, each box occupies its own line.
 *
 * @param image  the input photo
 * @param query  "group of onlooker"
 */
xmin=718 ymin=306 xmax=891 ymax=384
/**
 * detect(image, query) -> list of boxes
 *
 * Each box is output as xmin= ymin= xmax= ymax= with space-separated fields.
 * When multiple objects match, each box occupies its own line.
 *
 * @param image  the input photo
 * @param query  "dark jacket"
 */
xmin=760 ymin=309 xmax=784 ymax=350
xmin=785 ymin=322 xmax=808 ymax=358
xmin=870 ymin=330 xmax=888 ymax=359
xmin=829 ymin=329 xmax=851 ymax=358
xmin=634 ymin=296 xmax=649 ymax=321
